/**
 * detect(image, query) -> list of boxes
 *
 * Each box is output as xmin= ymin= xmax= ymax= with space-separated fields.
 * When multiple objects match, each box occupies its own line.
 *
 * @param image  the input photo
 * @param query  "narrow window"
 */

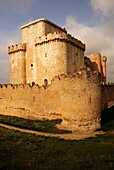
xmin=32 ymin=82 xmax=35 ymax=86
xmin=45 ymin=53 xmax=47 ymax=57
xmin=44 ymin=79 xmax=48 ymax=87
xmin=31 ymin=64 xmax=33 ymax=67
xmin=33 ymin=96 xmax=35 ymax=102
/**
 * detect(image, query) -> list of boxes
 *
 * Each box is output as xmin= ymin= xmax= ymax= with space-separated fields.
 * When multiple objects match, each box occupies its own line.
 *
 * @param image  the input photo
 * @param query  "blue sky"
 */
xmin=0 ymin=0 xmax=94 ymax=32
xmin=0 ymin=0 xmax=114 ymax=83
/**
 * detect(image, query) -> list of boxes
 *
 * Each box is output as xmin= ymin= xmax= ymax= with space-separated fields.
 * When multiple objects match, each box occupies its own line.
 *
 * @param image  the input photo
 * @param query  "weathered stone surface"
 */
xmin=3 ymin=18 xmax=113 ymax=133
xmin=0 ymin=71 xmax=101 ymax=132
xmin=8 ymin=18 xmax=85 ymax=86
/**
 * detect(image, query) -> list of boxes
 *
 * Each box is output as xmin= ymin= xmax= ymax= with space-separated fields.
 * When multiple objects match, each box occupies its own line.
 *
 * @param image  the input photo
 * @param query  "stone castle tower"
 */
xmin=89 ymin=53 xmax=107 ymax=82
xmin=1 ymin=17 xmax=110 ymax=132
xmin=84 ymin=53 xmax=107 ymax=83
xmin=8 ymin=18 xmax=85 ymax=86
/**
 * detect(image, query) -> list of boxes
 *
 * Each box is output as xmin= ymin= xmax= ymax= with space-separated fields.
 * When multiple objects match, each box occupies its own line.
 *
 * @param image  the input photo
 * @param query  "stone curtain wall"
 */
xmin=60 ymin=72 xmax=101 ymax=131
xmin=0 ymin=71 xmax=101 ymax=132
xmin=101 ymin=84 xmax=114 ymax=110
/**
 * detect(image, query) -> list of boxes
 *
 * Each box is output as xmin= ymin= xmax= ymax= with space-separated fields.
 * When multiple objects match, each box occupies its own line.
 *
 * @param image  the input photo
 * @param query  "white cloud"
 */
xmin=90 ymin=0 xmax=114 ymax=17
xmin=65 ymin=16 xmax=114 ymax=82
xmin=0 ymin=29 xmax=21 ymax=84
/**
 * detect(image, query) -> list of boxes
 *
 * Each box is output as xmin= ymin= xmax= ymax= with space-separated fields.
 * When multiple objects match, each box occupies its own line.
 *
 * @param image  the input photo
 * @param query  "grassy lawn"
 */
xmin=0 ymin=115 xmax=70 ymax=134
xmin=0 ymin=106 xmax=114 ymax=170
xmin=0 ymin=127 xmax=114 ymax=170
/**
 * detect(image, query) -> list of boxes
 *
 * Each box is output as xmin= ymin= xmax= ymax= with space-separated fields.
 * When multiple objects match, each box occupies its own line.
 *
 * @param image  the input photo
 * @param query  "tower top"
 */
xmin=102 ymin=56 xmax=107 ymax=62
xmin=21 ymin=18 xmax=67 ymax=33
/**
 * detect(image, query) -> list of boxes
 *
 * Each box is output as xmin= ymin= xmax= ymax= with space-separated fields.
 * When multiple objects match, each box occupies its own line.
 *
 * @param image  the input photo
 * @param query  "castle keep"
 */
xmin=8 ymin=18 xmax=107 ymax=85
xmin=0 ymin=18 xmax=113 ymax=132
xmin=8 ymin=18 xmax=85 ymax=86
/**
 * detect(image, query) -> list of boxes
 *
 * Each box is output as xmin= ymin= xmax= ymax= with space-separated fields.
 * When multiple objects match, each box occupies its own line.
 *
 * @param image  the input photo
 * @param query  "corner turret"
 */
xmin=8 ymin=43 xmax=26 ymax=84
xmin=101 ymin=56 xmax=107 ymax=82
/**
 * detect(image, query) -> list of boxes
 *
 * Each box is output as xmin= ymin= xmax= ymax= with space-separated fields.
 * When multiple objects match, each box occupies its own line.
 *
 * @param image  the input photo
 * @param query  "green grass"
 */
xmin=0 ymin=127 xmax=114 ymax=170
xmin=1 ymin=105 xmax=114 ymax=134
xmin=0 ymin=107 xmax=114 ymax=169
xmin=0 ymin=115 xmax=70 ymax=134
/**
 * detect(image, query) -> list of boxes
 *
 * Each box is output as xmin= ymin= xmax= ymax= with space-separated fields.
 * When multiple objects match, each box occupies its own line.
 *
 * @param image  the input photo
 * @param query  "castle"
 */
xmin=0 ymin=18 xmax=114 ymax=132
xmin=8 ymin=18 xmax=85 ymax=85
xmin=8 ymin=18 xmax=106 ymax=85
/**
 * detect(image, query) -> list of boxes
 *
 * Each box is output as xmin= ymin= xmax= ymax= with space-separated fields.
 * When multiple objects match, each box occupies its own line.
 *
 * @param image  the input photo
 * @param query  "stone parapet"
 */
xmin=21 ymin=18 xmax=67 ymax=34
xmin=0 ymin=70 xmax=101 ymax=89
xmin=35 ymin=32 xmax=85 ymax=51
xmin=101 ymin=56 xmax=107 ymax=62
xmin=8 ymin=43 xmax=26 ymax=54
xmin=0 ymin=70 xmax=101 ymax=132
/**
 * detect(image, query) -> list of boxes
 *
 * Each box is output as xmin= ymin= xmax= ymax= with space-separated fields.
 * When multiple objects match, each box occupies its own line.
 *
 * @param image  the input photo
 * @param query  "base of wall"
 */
xmin=0 ymin=106 xmax=62 ymax=121
xmin=0 ymin=71 xmax=101 ymax=133
xmin=0 ymin=106 xmax=101 ymax=132
xmin=61 ymin=119 xmax=101 ymax=132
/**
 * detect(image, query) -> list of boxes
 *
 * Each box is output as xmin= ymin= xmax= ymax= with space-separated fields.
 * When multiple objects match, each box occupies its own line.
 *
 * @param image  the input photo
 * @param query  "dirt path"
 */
xmin=0 ymin=123 xmax=105 ymax=140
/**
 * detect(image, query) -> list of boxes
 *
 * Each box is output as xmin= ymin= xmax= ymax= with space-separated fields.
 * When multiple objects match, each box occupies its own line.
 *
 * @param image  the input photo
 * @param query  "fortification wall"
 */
xmin=0 ymin=71 xmax=101 ymax=132
xmin=101 ymin=84 xmax=114 ymax=110
xmin=60 ymin=71 xmax=101 ymax=131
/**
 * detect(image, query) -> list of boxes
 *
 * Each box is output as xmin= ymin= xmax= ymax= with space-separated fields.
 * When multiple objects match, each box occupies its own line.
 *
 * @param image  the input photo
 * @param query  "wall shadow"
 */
xmin=101 ymin=106 xmax=114 ymax=127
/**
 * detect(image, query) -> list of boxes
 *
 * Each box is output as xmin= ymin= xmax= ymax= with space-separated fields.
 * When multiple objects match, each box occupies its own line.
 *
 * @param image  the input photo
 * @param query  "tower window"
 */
xmin=31 ymin=64 xmax=33 ymax=67
xmin=45 ymin=53 xmax=47 ymax=57
xmin=33 ymin=96 xmax=35 ymax=102
xmin=44 ymin=79 xmax=48 ymax=87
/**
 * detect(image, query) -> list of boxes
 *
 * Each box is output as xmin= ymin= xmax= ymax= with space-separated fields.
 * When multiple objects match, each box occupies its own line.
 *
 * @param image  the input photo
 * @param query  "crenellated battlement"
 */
xmin=89 ymin=53 xmax=107 ymax=83
xmin=101 ymin=82 xmax=114 ymax=86
xmin=0 ymin=69 xmax=101 ymax=92
xmin=0 ymin=70 xmax=100 ymax=91
xmin=90 ymin=53 xmax=107 ymax=62
xmin=0 ymin=83 xmax=43 ymax=90
xmin=102 ymin=56 xmax=107 ymax=62
xmin=51 ymin=69 xmax=100 ymax=84
xmin=8 ymin=43 xmax=26 ymax=54
xmin=0 ymin=69 xmax=102 ymax=132
xmin=35 ymin=32 xmax=85 ymax=51
xmin=1 ymin=17 xmax=113 ymax=132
